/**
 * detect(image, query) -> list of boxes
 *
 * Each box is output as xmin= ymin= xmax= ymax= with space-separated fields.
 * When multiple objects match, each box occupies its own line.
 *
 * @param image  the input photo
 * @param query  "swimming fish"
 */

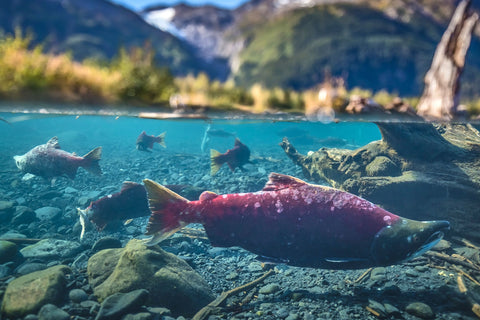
xmin=210 ymin=138 xmax=251 ymax=175
xmin=77 ymin=181 xmax=150 ymax=238
xmin=143 ymin=173 xmax=449 ymax=269
xmin=14 ymin=137 xmax=102 ymax=180
xmin=136 ymin=131 xmax=166 ymax=152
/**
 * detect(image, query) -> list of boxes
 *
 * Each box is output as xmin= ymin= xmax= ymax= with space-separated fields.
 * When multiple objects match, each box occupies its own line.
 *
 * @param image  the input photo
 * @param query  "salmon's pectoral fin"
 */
xmin=82 ymin=147 xmax=102 ymax=175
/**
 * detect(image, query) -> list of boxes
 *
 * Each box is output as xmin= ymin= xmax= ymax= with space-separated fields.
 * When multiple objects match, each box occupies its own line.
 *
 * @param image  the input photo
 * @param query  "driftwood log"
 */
xmin=280 ymin=122 xmax=480 ymax=242
xmin=416 ymin=0 xmax=479 ymax=120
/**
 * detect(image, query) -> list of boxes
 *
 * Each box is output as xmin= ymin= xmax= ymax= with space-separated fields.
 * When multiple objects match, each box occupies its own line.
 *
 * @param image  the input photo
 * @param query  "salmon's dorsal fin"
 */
xmin=262 ymin=173 xmax=308 ymax=191
xmin=46 ymin=136 xmax=61 ymax=149
xmin=199 ymin=191 xmax=218 ymax=201
xmin=121 ymin=181 xmax=142 ymax=192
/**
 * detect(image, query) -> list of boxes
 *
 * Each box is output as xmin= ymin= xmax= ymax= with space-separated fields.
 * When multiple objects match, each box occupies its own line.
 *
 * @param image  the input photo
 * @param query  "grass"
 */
xmin=1 ymin=30 xmax=479 ymax=117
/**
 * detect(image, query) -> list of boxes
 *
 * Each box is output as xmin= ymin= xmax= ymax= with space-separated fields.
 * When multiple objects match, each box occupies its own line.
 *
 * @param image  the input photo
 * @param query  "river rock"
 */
xmin=20 ymin=239 xmax=82 ymax=260
xmin=16 ymin=263 xmax=48 ymax=275
xmin=95 ymin=289 xmax=149 ymax=320
xmin=259 ymin=283 xmax=281 ymax=294
xmin=1 ymin=265 xmax=71 ymax=318
xmin=405 ymin=302 xmax=435 ymax=319
xmin=92 ymin=237 xmax=122 ymax=252
xmin=12 ymin=206 xmax=37 ymax=225
xmin=87 ymin=239 xmax=214 ymax=316
xmin=0 ymin=240 xmax=18 ymax=263
xmin=38 ymin=304 xmax=70 ymax=320
xmin=69 ymin=289 xmax=89 ymax=303
xmin=34 ymin=206 xmax=62 ymax=221
xmin=0 ymin=200 xmax=15 ymax=221
xmin=365 ymin=156 xmax=400 ymax=176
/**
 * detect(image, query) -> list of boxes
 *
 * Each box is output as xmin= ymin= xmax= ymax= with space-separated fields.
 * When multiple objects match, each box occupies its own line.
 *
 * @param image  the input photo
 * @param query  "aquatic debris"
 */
xmin=14 ymin=137 xmax=101 ymax=180
xmin=192 ymin=269 xmax=274 ymax=320
xmin=210 ymin=138 xmax=251 ymax=175
xmin=200 ymin=124 xmax=236 ymax=152
xmin=143 ymin=172 xmax=449 ymax=269
xmin=77 ymin=182 xmax=150 ymax=238
xmin=457 ymin=275 xmax=468 ymax=293
xmin=136 ymin=131 xmax=166 ymax=152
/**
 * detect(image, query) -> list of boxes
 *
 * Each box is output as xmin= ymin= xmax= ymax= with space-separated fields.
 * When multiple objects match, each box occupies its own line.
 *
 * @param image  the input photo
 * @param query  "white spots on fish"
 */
xmin=107 ymin=194 xmax=112 ymax=198
xmin=407 ymin=235 xmax=414 ymax=243
xmin=330 ymin=206 xmax=335 ymax=212
xmin=254 ymin=202 xmax=261 ymax=208
xmin=237 ymin=193 xmax=247 ymax=197
xmin=275 ymin=199 xmax=284 ymax=213
xmin=383 ymin=215 xmax=392 ymax=224
xmin=222 ymin=195 xmax=228 ymax=199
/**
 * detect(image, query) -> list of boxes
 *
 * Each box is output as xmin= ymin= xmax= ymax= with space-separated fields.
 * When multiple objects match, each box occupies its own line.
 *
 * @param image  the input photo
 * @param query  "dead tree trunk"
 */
xmin=416 ymin=0 xmax=479 ymax=120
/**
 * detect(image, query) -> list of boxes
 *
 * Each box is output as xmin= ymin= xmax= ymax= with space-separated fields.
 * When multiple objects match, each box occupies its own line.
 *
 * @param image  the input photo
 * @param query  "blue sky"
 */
xmin=111 ymin=0 xmax=249 ymax=11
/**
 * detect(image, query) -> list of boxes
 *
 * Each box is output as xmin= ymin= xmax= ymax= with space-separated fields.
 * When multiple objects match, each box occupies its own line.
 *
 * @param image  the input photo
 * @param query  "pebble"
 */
xmin=226 ymin=271 xmax=239 ymax=280
xmin=259 ymin=283 xmax=281 ymax=295
xmin=405 ymin=302 xmax=435 ymax=319
xmin=0 ymin=240 xmax=18 ymax=263
xmin=0 ymin=200 xmax=14 ymax=211
xmin=405 ymin=269 xmax=419 ymax=277
xmin=16 ymin=262 xmax=48 ymax=275
xmin=96 ymin=289 xmax=149 ymax=320
xmin=432 ymin=239 xmax=451 ymax=251
xmin=38 ymin=304 xmax=70 ymax=320
xmin=34 ymin=206 xmax=62 ymax=220
xmin=69 ymin=289 xmax=89 ymax=303
xmin=247 ymin=262 xmax=263 ymax=272
xmin=370 ymin=267 xmax=386 ymax=282
xmin=12 ymin=206 xmax=36 ymax=225
xmin=64 ymin=187 xmax=78 ymax=194
xmin=122 ymin=312 xmax=153 ymax=320
xmin=92 ymin=237 xmax=122 ymax=252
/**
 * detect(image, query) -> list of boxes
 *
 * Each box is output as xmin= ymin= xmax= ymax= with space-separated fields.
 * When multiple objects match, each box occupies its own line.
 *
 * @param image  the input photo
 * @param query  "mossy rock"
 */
xmin=1 ymin=265 xmax=71 ymax=318
xmin=0 ymin=240 xmax=18 ymax=263
xmin=87 ymin=239 xmax=214 ymax=317
xmin=366 ymin=156 xmax=400 ymax=176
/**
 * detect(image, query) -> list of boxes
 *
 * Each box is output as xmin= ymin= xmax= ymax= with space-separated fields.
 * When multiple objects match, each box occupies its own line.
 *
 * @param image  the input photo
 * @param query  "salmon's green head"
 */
xmin=370 ymin=218 xmax=450 ymax=266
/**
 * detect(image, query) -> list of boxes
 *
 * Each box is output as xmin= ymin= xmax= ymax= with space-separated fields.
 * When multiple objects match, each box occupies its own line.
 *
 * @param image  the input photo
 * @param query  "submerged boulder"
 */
xmin=281 ymin=123 xmax=480 ymax=241
xmin=1 ymin=265 xmax=71 ymax=318
xmin=87 ymin=239 xmax=214 ymax=317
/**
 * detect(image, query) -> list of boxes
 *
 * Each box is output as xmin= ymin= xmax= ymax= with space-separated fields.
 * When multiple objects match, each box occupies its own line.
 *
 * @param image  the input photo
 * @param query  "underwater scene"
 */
xmin=0 ymin=111 xmax=480 ymax=320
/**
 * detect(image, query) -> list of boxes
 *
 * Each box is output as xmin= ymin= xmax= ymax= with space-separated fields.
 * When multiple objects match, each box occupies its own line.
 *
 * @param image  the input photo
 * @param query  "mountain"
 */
xmin=0 ymin=0 xmax=223 ymax=77
xmin=142 ymin=0 xmax=480 ymax=97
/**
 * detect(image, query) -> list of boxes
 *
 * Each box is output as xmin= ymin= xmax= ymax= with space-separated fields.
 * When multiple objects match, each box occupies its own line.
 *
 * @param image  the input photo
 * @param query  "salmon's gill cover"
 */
xmin=143 ymin=179 xmax=191 ymax=245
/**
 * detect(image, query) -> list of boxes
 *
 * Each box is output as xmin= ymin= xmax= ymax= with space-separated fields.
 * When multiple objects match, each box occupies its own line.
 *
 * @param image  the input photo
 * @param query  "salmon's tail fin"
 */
xmin=156 ymin=132 xmax=166 ymax=148
xmin=143 ymin=179 xmax=190 ymax=245
xmin=82 ymin=147 xmax=102 ymax=175
xmin=210 ymin=149 xmax=223 ymax=175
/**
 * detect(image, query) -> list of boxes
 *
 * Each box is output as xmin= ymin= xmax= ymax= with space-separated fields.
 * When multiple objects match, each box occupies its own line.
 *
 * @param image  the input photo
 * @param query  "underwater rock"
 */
xmin=365 ymin=156 xmax=400 ymax=177
xmin=12 ymin=206 xmax=37 ymax=225
xmin=20 ymin=239 xmax=83 ymax=260
xmin=92 ymin=237 xmax=122 ymax=252
xmin=16 ymin=262 xmax=48 ymax=276
xmin=259 ymin=283 xmax=281 ymax=295
xmin=405 ymin=302 xmax=435 ymax=319
xmin=281 ymin=123 xmax=480 ymax=241
xmin=0 ymin=200 xmax=15 ymax=221
xmin=69 ymin=289 xmax=89 ymax=303
xmin=95 ymin=289 xmax=149 ymax=320
xmin=34 ymin=206 xmax=62 ymax=221
xmin=87 ymin=239 xmax=214 ymax=316
xmin=38 ymin=304 xmax=70 ymax=320
xmin=1 ymin=265 xmax=71 ymax=318
xmin=0 ymin=240 xmax=18 ymax=263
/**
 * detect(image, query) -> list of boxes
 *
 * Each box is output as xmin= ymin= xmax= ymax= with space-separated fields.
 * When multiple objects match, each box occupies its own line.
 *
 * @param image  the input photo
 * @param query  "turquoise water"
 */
xmin=1 ymin=110 xmax=478 ymax=320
